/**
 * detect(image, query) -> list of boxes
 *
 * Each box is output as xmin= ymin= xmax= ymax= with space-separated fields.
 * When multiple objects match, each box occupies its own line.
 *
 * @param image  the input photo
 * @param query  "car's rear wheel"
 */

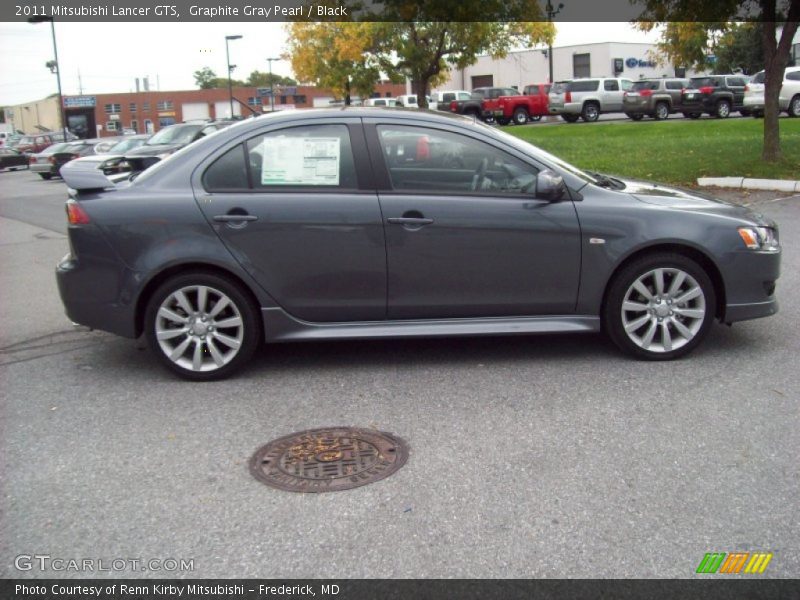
xmin=715 ymin=99 xmax=731 ymax=118
xmin=654 ymin=102 xmax=669 ymax=120
xmin=788 ymin=95 xmax=800 ymax=117
xmin=604 ymin=253 xmax=716 ymax=361
xmin=144 ymin=272 xmax=261 ymax=380
xmin=512 ymin=107 xmax=529 ymax=125
xmin=581 ymin=102 xmax=600 ymax=122
xmin=561 ymin=114 xmax=580 ymax=123
xmin=39 ymin=173 xmax=52 ymax=180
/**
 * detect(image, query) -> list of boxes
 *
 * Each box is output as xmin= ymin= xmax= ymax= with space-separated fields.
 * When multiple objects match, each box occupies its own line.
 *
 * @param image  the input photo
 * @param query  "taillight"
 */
xmin=744 ymin=84 xmax=750 ymax=92
xmin=449 ymin=100 xmax=457 ymax=112
xmin=66 ymin=199 xmax=91 ymax=225
xmin=699 ymin=86 xmax=714 ymax=95
xmin=49 ymin=156 xmax=56 ymax=164
xmin=640 ymin=89 xmax=653 ymax=97
xmin=29 ymin=156 xmax=35 ymax=165
xmin=565 ymin=91 xmax=572 ymax=102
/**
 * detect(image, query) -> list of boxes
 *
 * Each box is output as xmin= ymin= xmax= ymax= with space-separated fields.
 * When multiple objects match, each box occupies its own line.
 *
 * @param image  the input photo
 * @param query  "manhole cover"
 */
xmin=249 ymin=427 xmax=409 ymax=493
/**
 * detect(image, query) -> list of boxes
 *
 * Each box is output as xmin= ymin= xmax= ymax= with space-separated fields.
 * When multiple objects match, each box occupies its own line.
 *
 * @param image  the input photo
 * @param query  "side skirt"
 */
xmin=262 ymin=308 xmax=601 ymax=343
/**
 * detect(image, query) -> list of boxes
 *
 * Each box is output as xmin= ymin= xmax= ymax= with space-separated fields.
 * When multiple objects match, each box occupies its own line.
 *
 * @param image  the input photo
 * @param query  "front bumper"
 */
xmin=721 ymin=248 xmax=781 ymax=323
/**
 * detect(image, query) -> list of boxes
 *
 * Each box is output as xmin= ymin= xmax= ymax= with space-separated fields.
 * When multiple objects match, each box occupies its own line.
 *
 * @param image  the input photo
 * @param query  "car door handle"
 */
xmin=387 ymin=217 xmax=434 ymax=225
xmin=213 ymin=214 xmax=258 ymax=222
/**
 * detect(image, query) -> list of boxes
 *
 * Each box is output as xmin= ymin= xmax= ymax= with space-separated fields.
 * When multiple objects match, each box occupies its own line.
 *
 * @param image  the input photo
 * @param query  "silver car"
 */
xmin=743 ymin=66 xmax=800 ymax=117
xmin=549 ymin=78 xmax=634 ymax=122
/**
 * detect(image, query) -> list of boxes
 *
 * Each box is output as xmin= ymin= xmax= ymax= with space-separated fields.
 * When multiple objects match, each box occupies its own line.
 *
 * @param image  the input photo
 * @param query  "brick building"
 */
xmin=60 ymin=81 xmax=405 ymax=138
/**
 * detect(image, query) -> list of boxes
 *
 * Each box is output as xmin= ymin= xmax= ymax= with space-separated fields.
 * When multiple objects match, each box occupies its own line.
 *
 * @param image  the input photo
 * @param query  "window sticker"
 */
xmin=261 ymin=136 xmax=340 ymax=185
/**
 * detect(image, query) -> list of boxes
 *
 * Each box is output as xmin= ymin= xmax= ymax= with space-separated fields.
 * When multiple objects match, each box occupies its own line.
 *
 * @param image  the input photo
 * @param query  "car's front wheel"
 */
xmin=144 ymin=272 xmax=261 ymax=380
xmin=39 ymin=173 xmax=52 ymax=180
xmin=604 ymin=254 xmax=716 ymax=360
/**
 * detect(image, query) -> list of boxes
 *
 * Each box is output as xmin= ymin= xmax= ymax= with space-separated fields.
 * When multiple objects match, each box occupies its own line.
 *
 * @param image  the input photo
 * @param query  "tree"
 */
xmin=285 ymin=22 xmax=382 ymax=105
xmin=635 ymin=0 xmax=800 ymax=161
xmin=246 ymin=71 xmax=298 ymax=88
xmin=715 ymin=23 xmax=764 ymax=75
xmin=363 ymin=0 xmax=554 ymax=108
xmin=194 ymin=66 xmax=217 ymax=89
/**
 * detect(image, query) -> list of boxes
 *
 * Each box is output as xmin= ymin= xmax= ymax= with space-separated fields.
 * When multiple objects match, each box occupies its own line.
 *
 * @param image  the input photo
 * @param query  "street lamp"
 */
xmin=29 ymin=15 xmax=68 ymax=141
xmin=545 ymin=0 xmax=564 ymax=84
xmin=225 ymin=34 xmax=242 ymax=119
xmin=266 ymin=57 xmax=281 ymax=112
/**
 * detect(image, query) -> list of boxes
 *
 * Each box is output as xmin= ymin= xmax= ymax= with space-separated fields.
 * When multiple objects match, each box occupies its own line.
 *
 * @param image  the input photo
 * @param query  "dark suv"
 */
xmin=681 ymin=75 xmax=749 ymax=118
xmin=623 ymin=78 xmax=690 ymax=120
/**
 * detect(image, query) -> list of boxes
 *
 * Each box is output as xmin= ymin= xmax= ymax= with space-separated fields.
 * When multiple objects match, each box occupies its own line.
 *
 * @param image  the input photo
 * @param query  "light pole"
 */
xmin=225 ymin=34 xmax=242 ymax=119
xmin=29 ymin=15 xmax=67 ymax=141
xmin=545 ymin=1 xmax=564 ymax=84
xmin=266 ymin=57 xmax=281 ymax=112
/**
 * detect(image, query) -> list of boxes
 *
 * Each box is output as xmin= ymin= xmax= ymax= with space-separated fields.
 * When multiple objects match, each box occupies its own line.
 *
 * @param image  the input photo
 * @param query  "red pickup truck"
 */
xmin=482 ymin=83 xmax=551 ymax=125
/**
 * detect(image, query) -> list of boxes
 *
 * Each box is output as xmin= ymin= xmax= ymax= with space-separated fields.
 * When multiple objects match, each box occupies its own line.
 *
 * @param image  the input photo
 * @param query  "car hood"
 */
xmin=621 ymin=178 xmax=776 ymax=227
xmin=124 ymin=143 xmax=184 ymax=157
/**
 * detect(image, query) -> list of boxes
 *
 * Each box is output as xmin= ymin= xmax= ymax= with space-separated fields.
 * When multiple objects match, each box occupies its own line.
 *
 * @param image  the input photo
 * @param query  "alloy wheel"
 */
xmin=620 ymin=268 xmax=707 ymax=353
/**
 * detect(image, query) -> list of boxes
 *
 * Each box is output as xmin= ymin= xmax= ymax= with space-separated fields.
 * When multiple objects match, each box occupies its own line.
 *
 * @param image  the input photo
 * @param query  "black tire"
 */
xmin=496 ymin=117 xmax=510 ymax=126
xmin=739 ymin=109 xmax=751 ymax=117
xmin=561 ymin=114 xmax=580 ymax=123
xmin=144 ymin=271 xmax=261 ymax=381
xmin=653 ymin=102 xmax=669 ymax=120
xmin=603 ymin=253 xmax=716 ymax=361
xmin=715 ymin=99 xmax=731 ymax=118
xmin=626 ymin=113 xmax=644 ymax=121
xmin=512 ymin=107 xmax=529 ymax=125
xmin=788 ymin=95 xmax=800 ymax=118
xmin=581 ymin=102 xmax=600 ymax=122
xmin=529 ymin=115 xmax=542 ymax=122
xmin=39 ymin=173 xmax=52 ymax=180
xmin=752 ymin=110 xmax=764 ymax=118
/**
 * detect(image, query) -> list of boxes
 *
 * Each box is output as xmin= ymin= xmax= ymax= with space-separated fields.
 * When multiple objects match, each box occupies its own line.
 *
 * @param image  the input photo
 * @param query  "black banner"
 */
xmin=2 ymin=579 xmax=800 ymax=600
xmin=2 ymin=0 xmax=769 ymax=22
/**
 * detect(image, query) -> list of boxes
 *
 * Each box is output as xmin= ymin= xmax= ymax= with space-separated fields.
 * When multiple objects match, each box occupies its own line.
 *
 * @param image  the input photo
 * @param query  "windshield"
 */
xmin=146 ymin=125 xmax=202 ymax=146
xmin=108 ymin=138 xmax=147 ymax=153
xmin=41 ymin=142 xmax=71 ymax=154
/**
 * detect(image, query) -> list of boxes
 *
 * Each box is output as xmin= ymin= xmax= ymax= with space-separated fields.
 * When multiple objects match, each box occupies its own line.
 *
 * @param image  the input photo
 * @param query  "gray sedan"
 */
xmin=57 ymin=109 xmax=780 ymax=380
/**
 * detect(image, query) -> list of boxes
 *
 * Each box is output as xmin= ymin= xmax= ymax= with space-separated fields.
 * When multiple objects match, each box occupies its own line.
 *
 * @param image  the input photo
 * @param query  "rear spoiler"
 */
xmin=60 ymin=162 xmax=116 ymax=192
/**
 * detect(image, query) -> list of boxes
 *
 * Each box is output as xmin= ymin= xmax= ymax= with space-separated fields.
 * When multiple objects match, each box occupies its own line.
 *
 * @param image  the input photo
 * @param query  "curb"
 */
xmin=697 ymin=177 xmax=800 ymax=193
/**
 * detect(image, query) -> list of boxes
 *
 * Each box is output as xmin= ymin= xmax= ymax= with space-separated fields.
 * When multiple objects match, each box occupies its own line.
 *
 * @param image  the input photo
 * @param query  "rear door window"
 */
xmin=604 ymin=80 xmax=619 ymax=91
xmin=569 ymin=80 xmax=599 ymax=92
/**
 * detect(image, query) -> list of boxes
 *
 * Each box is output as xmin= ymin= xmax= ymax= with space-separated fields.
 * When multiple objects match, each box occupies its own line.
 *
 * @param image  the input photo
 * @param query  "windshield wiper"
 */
xmin=589 ymin=171 xmax=625 ymax=190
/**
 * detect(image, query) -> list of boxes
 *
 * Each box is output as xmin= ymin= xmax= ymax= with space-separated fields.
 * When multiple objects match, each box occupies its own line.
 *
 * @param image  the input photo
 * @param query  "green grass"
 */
xmin=507 ymin=117 xmax=800 ymax=186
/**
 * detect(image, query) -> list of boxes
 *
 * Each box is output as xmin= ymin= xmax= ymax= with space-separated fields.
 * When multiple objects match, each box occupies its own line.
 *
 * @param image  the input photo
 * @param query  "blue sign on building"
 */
xmin=64 ymin=96 xmax=96 ymax=108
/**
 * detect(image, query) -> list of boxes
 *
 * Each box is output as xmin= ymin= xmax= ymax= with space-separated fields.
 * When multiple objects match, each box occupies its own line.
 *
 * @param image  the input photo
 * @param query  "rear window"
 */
xmin=551 ymin=82 xmax=570 ymax=94
xmin=632 ymin=81 xmax=660 ymax=91
xmin=568 ymin=80 xmax=599 ymax=92
xmin=785 ymin=71 xmax=800 ymax=81
xmin=727 ymin=77 xmax=746 ymax=87
xmin=751 ymin=71 xmax=766 ymax=84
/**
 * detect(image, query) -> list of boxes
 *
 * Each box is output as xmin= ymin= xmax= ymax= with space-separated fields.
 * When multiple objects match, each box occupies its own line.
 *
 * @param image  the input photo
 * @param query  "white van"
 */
xmin=363 ymin=98 xmax=398 ymax=107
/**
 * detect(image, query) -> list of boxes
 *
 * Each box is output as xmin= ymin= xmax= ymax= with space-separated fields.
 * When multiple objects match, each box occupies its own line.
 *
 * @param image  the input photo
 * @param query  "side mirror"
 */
xmin=535 ymin=169 xmax=566 ymax=201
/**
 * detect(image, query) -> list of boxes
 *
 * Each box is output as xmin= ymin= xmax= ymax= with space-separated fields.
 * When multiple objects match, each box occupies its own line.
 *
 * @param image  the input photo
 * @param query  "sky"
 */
xmin=0 ymin=22 xmax=662 ymax=106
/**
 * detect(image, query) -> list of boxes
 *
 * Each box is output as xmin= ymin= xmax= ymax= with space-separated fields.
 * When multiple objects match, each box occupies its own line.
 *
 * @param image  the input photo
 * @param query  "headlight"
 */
xmin=738 ymin=226 xmax=779 ymax=252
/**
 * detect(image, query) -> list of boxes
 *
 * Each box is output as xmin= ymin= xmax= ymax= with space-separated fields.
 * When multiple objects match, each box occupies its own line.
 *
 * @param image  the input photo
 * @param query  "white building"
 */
xmin=435 ymin=42 xmax=703 ymax=92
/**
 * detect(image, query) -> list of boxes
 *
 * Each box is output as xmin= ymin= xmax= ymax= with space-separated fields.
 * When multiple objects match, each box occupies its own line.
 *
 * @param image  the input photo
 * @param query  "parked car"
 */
xmin=29 ymin=142 xmax=75 ymax=179
xmin=363 ymin=98 xmax=398 ymax=107
xmin=57 ymin=109 xmax=780 ymax=380
xmin=622 ymin=78 xmax=691 ymax=120
xmin=429 ymin=90 xmax=471 ymax=111
xmin=395 ymin=94 xmax=431 ymax=108
xmin=15 ymin=133 xmax=58 ymax=155
xmin=0 ymin=147 xmax=28 ymax=170
xmin=743 ymin=66 xmax=800 ymax=118
xmin=444 ymin=87 xmax=506 ymax=119
xmin=548 ymin=78 xmax=634 ymax=122
xmin=680 ymin=75 xmax=749 ymax=118
xmin=483 ymin=84 xmax=550 ymax=125
xmin=30 ymin=139 xmax=102 ymax=179
xmin=59 ymin=134 xmax=150 ymax=178
xmin=121 ymin=121 xmax=230 ymax=172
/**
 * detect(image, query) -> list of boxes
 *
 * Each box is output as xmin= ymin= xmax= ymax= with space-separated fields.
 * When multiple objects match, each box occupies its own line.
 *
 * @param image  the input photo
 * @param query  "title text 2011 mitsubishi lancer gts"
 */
xmin=57 ymin=109 xmax=780 ymax=380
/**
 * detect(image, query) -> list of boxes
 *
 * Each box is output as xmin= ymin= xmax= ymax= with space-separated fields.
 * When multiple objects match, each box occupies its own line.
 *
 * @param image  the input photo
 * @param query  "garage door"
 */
xmin=214 ymin=101 xmax=241 ymax=119
xmin=182 ymin=102 xmax=210 ymax=121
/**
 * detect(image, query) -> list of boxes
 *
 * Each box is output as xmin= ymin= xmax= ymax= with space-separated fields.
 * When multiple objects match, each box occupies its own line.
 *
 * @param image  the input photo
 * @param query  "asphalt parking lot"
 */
xmin=0 ymin=168 xmax=798 ymax=579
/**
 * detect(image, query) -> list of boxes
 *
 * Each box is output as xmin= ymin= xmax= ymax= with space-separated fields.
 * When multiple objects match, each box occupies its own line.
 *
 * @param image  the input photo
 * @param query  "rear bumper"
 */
xmin=30 ymin=162 xmax=55 ymax=174
xmin=56 ymin=248 xmax=138 ymax=339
